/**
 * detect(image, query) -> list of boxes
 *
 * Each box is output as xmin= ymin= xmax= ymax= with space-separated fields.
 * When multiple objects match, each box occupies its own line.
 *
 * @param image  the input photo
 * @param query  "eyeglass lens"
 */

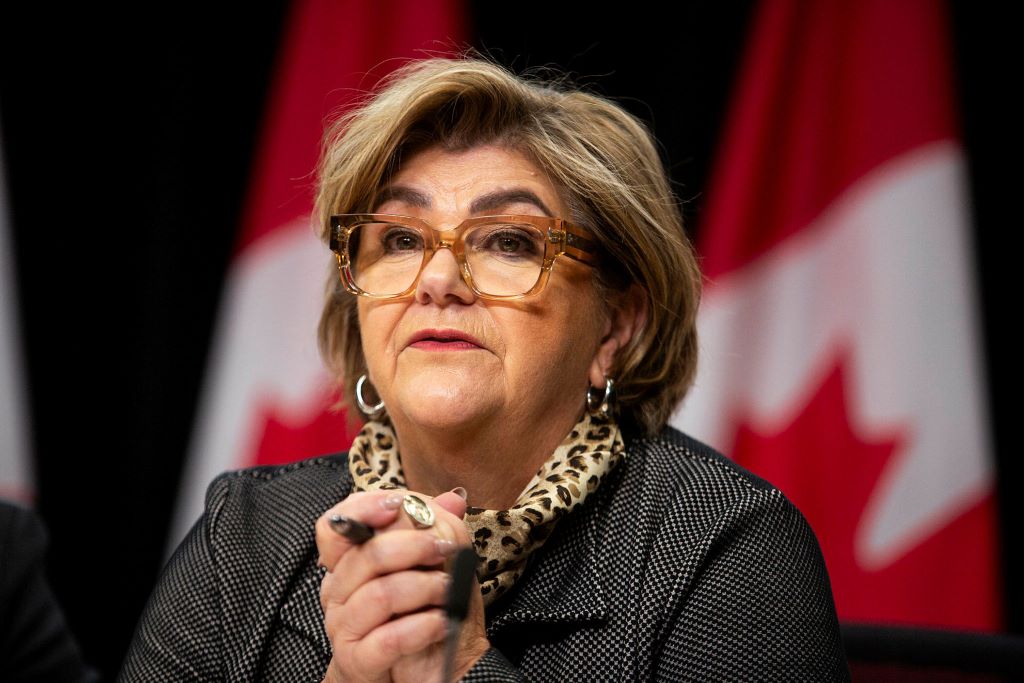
xmin=348 ymin=220 xmax=548 ymax=296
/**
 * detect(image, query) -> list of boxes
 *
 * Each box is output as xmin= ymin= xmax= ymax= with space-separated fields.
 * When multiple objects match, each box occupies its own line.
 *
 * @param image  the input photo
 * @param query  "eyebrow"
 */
xmin=374 ymin=186 xmax=431 ymax=209
xmin=375 ymin=186 xmax=554 ymax=216
xmin=469 ymin=189 xmax=554 ymax=216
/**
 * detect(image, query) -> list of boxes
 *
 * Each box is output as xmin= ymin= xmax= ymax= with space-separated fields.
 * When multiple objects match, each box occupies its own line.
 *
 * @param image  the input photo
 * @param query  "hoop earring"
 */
xmin=586 ymin=377 xmax=615 ymax=419
xmin=355 ymin=374 xmax=385 ymax=418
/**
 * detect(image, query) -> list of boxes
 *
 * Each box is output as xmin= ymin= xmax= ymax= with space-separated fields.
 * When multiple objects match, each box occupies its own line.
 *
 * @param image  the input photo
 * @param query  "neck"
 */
xmin=389 ymin=405 xmax=585 ymax=510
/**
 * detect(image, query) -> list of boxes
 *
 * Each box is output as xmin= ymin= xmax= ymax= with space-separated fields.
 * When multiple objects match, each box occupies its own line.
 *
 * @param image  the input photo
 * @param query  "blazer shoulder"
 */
xmin=617 ymin=425 xmax=821 ymax=551
xmin=630 ymin=425 xmax=777 ymax=496
xmin=208 ymin=452 xmax=351 ymax=490
xmin=202 ymin=453 xmax=353 ymax=539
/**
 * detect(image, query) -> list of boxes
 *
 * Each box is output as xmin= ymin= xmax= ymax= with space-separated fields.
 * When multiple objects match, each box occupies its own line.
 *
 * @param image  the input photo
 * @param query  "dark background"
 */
xmin=0 ymin=1 xmax=1017 ymax=678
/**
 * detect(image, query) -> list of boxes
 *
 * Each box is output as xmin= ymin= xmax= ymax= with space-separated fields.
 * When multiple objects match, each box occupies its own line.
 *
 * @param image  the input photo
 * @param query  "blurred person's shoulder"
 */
xmin=1 ymin=499 xmax=47 ymax=555
xmin=0 ymin=500 xmax=99 ymax=683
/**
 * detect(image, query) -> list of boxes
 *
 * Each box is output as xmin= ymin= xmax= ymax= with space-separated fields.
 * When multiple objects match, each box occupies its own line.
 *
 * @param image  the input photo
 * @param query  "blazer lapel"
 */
xmin=486 ymin=478 xmax=611 ymax=637
xmin=279 ymin=559 xmax=333 ymax=658
xmin=273 ymin=463 xmax=353 ymax=661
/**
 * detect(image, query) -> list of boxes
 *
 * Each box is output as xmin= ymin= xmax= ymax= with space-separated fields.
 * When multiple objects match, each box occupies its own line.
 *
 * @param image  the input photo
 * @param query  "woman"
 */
xmin=121 ymin=58 xmax=848 ymax=681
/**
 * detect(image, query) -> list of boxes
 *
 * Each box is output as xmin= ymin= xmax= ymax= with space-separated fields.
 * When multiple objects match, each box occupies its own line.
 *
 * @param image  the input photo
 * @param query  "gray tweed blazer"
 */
xmin=120 ymin=427 xmax=849 ymax=681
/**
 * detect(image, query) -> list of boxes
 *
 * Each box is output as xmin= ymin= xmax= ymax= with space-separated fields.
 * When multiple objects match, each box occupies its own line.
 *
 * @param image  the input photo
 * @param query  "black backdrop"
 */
xmin=0 ymin=1 xmax=1017 ymax=678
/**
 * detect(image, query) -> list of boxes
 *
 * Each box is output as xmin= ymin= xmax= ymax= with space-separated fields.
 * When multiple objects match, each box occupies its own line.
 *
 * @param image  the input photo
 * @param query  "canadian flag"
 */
xmin=674 ymin=0 xmax=1001 ymax=629
xmin=170 ymin=0 xmax=464 ymax=546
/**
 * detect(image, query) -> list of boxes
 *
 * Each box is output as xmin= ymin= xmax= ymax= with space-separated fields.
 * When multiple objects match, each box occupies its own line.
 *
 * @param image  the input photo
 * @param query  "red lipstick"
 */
xmin=407 ymin=328 xmax=484 ymax=351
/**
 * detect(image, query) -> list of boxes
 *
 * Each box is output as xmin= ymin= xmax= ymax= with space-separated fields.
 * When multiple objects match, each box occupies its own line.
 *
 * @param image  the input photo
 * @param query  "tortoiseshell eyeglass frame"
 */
xmin=328 ymin=213 xmax=602 ymax=300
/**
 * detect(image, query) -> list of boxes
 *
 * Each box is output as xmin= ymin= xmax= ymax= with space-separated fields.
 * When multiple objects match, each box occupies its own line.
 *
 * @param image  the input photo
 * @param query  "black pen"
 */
xmin=328 ymin=514 xmax=375 ymax=544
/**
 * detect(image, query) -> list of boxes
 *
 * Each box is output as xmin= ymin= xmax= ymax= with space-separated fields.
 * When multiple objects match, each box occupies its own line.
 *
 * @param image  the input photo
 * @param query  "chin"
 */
xmin=391 ymin=372 xmax=499 ymax=432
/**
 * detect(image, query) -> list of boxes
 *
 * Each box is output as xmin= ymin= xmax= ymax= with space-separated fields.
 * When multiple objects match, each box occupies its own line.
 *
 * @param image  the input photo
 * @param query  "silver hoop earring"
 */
xmin=586 ymin=377 xmax=615 ymax=419
xmin=355 ymin=374 xmax=385 ymax=418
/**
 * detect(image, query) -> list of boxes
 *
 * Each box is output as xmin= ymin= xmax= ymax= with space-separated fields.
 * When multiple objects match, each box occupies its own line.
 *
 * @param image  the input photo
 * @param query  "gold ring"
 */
xmin=402 ymin=494 xmax=435 ymax=529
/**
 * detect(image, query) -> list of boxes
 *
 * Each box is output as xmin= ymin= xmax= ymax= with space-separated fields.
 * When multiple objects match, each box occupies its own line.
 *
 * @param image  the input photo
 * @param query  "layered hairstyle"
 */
xmin=316 ymin=57 xmax=701 ymax=436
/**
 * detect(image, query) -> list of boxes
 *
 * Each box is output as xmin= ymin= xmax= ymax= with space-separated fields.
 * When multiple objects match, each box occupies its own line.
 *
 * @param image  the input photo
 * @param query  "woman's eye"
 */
xmin=496 ymin=235 xmax=523 ymax=252
xmin=481 ymin=228 xmax=539 ymax=257
xmin=381 ymin=227 xmax=422 ymax=252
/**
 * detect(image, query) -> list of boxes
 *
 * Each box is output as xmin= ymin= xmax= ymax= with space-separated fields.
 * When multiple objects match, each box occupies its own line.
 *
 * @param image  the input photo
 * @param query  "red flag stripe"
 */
xmin=237 ymin=0 xmax=466 ymax=253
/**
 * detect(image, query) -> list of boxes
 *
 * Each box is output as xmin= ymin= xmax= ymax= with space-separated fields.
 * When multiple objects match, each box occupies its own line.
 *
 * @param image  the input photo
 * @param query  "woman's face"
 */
xmin=357 ymin=144 xmax=614 ymax=436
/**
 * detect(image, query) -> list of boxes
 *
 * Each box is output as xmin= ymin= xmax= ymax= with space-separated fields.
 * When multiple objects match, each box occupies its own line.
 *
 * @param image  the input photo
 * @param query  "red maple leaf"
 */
xmin=247 ymin=389 xmax=362 ymax=467
xmin=732 ymin=353 xmax=1001 ymax=630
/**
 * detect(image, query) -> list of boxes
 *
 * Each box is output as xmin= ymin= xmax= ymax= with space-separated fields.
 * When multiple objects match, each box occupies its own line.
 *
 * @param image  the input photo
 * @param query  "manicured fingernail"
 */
xmin=381 ymin=492 xmax=404 ymax=510
xmin=451 ymin=486 xmax=468 ymax=500
xmin=435 ymin=538 xmax=458 ymax=557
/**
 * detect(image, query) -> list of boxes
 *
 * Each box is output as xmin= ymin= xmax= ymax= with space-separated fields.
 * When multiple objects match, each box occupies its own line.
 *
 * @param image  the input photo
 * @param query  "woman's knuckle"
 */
xmin=367 ymin=575 xmax=394 ymax=612
xmin=377 ymin=624 xmax=402 ymax=656
xmin=314 ymin=517 xmax=330 ymax=542
xmin=332 ymin=604 xmax=363 ymax=642
xmin=365 ymin=538 xmax=389 ymax=566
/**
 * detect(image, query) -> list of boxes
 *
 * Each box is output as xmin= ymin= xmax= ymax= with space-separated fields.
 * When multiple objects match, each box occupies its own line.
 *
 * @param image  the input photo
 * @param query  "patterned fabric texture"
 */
xmin=348 ymin=411 xmax=625 ymax=606
xmin=119 ymin=427 xmax=850 ymax=681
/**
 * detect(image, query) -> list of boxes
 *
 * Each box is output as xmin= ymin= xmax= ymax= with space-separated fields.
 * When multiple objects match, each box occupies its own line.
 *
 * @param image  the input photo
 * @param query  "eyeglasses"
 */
xmin=328 ymin=214 xmax=602 ymax=300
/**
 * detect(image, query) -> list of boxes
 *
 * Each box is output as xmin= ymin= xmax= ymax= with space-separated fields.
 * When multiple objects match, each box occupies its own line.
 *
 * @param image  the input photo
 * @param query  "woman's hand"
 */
xmin=316 ymin=489 xmax=490 ymax=683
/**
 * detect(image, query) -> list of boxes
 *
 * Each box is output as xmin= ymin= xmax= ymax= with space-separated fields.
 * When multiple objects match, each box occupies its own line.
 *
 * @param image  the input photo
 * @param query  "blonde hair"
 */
xmin=316 ymin=58 xmax=700 ymax=436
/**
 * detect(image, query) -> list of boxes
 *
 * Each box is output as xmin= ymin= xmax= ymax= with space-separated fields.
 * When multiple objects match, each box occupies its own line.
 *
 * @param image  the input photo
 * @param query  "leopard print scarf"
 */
xmin=347 ymin=412 xmax=625 ymax=606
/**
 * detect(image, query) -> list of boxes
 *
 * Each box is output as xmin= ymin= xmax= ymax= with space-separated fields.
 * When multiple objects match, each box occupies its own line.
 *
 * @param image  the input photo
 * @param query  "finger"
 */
xmin=432 ymin=491 xmax=468 ymax=520
xmin=390 ymin=569 xmax=492 ymax=683
xmin=323 ymin=569 xmax=449 ymax=640
xmin=329 ymin=530 xmax=456 ymax=604
xmin=347 ymin=609 xmax=448 ymax=676
xmin=316 ymin=490 xmax=405 ymax=570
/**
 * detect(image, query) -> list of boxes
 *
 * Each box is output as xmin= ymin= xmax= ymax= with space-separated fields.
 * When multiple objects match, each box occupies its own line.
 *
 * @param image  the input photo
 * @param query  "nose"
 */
xmin=414 ymin=245 xmax=476 ymax=306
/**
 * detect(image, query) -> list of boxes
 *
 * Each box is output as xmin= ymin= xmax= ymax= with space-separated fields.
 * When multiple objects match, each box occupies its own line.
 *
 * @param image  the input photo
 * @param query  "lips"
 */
xmin=406 ymin=328 xmax=485 ymax=351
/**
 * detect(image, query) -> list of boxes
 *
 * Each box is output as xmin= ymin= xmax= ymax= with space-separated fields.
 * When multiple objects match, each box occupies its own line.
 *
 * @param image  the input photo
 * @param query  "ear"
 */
xmin=589 ymin=284 xmax=648 ymax=389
